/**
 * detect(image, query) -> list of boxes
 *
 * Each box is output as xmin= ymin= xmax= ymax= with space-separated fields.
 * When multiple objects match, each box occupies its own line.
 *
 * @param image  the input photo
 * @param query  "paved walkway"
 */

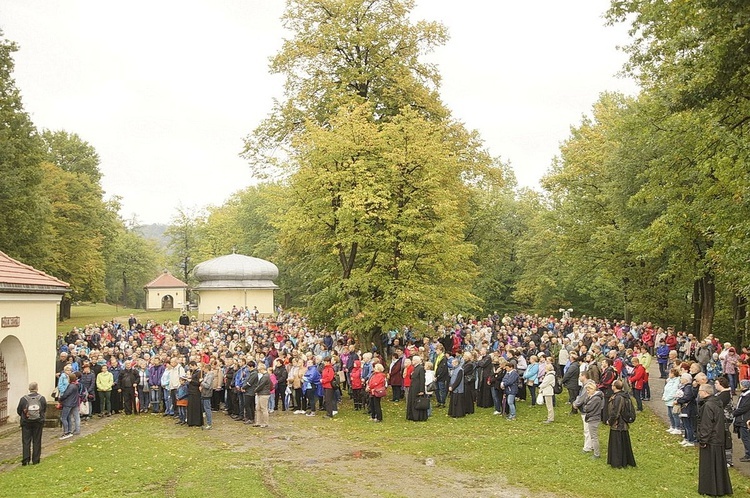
xmin=0 ymin=414 xmax=117 ymax=471
xmin=645 ymin=361 xmax=750 ymax=476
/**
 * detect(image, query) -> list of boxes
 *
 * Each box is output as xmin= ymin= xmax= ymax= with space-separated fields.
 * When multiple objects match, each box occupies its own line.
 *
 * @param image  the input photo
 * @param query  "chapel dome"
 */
xmin=193 ymin=254 xmax=279 ymax=289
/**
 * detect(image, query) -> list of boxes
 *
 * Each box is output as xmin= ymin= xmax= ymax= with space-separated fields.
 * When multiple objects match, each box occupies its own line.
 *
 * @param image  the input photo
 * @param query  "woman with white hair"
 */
xmin=406 ymin=356 xmax=427 ymax=422
xmin=448 ymin=357 xmax=466 ymax=418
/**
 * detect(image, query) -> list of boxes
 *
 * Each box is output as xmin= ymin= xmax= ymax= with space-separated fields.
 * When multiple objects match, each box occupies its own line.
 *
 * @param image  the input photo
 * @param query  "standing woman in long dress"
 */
xmin=448 ymin=357 xmax=466 ymax=418
xmin=406 ymin=356 xmax=428 ymax=421
xmin=186 ymin=361 xmax=203 ymax=427
xmin=462 ymin=352 xmax=476 ymax=415
xmin=607 ymin=380 xmax=636 ymax=468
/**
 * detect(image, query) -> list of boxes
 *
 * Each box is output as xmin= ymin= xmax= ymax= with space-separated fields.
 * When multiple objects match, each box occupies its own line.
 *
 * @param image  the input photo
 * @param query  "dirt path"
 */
xmin=200 ymin=410 xmax=558 ymax=498
xmin=0 ymin=409 xmax=555 ymax=498
xmin=0 ymin=414 xmax=118 ymax=471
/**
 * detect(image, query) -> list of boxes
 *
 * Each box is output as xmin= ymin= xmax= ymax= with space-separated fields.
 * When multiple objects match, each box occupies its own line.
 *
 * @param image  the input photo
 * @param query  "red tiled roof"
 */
xmin=0 ymin=251 xmax=69 ymax=291
xmin=144 ymin=271 xmax=188 ymax=289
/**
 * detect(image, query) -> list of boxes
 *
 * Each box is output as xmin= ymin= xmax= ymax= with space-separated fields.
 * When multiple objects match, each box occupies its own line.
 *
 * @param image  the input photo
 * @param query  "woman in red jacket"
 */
xmin=321 ymin=357 xmax=336 ymax=418
xmin=367 ymin=363 xmax=387 ymax=422
xmin=350 ymin=360 xmax=364 ymax=410
xmin=629 ymin=357 xmax=646 ymax=412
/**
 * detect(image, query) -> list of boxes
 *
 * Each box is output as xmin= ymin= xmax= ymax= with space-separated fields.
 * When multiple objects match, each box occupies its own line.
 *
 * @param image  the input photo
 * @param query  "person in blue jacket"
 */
xmin=501 ymin=361 xmax=520 ymax=420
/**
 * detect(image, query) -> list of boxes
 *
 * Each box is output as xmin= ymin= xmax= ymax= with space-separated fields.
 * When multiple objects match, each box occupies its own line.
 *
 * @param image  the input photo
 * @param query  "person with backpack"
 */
xmin=606 ymin=380 xmax=637 ymax=468
xmin=16 ymin=382 xmax=46 ymax=465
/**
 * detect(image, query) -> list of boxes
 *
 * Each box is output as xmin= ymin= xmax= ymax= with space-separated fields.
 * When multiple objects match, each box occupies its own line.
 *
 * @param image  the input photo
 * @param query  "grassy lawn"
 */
xmin=57 ymin=303 xmax=182 ymax=335
xmin=3 ymin=397 xmax=750 ymax=497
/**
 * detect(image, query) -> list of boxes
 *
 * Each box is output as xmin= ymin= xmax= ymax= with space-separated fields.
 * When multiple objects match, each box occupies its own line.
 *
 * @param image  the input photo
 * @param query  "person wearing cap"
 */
xmin=733 ymin=379 xmax=750 ymax=462
xmin=697 ymin=383 xmax=733 ymax=496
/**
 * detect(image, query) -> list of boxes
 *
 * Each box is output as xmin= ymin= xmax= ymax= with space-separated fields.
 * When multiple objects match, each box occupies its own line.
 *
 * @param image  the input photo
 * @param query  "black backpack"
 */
xmin=621 ymin=393 xmax=636 ymax=424
xmin=553 ymin=376 xmax=563 ymax=395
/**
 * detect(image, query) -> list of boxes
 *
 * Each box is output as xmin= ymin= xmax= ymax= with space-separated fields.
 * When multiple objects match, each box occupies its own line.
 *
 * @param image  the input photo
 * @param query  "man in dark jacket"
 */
xmin=697 ymin=384 xmax=732 ymax=496
xmin=434 ymin=344 xmax=449 ymax=408
xmin=501 ymin=362 xmax=520 ymax=420
xmin=562 ymin=353 xmax=581 ymax=414
xmin=388 ymin=350 xmax=405 ymax=402
xmin=119 ymin=361 xmax=140 ymax=415
xmin=17 ymin=382 xmax=46 ymax=465
xmin=242 ymin=361 xmax=259 ymax=424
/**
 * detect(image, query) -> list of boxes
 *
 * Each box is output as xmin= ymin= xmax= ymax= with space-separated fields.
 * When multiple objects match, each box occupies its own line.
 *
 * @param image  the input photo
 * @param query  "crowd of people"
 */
xmin=30 ymin=309 xmax=750 ymax=495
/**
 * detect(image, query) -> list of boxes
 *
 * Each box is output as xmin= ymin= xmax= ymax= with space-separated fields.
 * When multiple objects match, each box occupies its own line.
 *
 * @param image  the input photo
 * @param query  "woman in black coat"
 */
xmin=448 ymin=358 xmax=466 ymax=418
xmin=406 ymin=356 xmax=428 ymax=421
xmin=186 ymin=362 xmax=203 ymax=427
xmin=475 ymin=350 xmax=494 ymax=408
xmin=461 ymin=352 xmax=476 ymax=415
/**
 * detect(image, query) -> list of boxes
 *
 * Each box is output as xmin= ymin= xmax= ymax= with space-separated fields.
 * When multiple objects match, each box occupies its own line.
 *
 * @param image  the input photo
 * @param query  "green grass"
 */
xmin=57 ymin=303 xmax=182 ymax=335
xmin=1 ymin=418 xmax=270 ymax=498
xmin=328 ymin=399 xmax=750 ymax=498
xmin=3 ymin=398 xmax=749 ymax=497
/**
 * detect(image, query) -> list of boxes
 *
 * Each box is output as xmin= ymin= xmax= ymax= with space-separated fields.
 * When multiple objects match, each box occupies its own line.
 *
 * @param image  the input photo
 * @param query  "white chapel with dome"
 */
xmin=192 ymin=253 xmax=279 ymax=317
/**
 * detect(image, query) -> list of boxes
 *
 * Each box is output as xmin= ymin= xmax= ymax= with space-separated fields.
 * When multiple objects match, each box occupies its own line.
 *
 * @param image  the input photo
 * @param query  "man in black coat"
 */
xmin=16 ymin=382 xmax=46 ymax=465
xmin=119 ymin=361 xmax=139 ymax=415
xmin=697 ymin=383 xmax=732 ymax=497
xmin=434 ymin=344 xmax=450 ymax=408
xmin=562 ymin=353 xmax=581 ymax=414
xmin=242 ymin=361 xmax=259 ymax=424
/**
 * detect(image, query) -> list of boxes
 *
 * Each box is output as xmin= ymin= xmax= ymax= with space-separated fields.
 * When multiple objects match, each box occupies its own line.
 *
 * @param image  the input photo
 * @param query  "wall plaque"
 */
xmin=1 ymin=316 xmax=20 ymax=328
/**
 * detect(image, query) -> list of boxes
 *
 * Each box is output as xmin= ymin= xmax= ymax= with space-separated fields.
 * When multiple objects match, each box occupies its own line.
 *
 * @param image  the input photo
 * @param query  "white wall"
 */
xmin=196 ymin=288 xmax=274 ymax=318
xmin=145 ymin=288 xmax=185 ymax=311
xmin=0 ymin=293 xmax=59 ymax=424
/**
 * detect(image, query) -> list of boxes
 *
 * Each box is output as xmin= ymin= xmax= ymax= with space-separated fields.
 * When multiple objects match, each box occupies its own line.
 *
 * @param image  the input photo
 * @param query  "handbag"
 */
xmin=80 ymin=400 xmax=90 ymax=416
xmin=425 ymin=381 xmax=436 ymax=393
xmin=536 ymin=393 xmax=544 ymax=405
xmin=414 ymin=395 xmax=429 ymax=411
xmin=372 ymin=386 xmax=387 ymax=398
xmin=672 ymin=403 xmax=682 ymax=415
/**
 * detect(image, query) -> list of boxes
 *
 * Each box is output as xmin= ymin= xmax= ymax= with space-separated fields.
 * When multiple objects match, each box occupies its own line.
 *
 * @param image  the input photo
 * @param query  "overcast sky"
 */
xmin=0 ymin=1 xmax=638 ymax=224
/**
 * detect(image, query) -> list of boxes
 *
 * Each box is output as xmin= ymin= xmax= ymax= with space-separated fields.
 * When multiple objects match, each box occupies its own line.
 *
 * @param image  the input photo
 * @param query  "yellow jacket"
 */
xmin=96 ymin=371 xmax=114 ymax=391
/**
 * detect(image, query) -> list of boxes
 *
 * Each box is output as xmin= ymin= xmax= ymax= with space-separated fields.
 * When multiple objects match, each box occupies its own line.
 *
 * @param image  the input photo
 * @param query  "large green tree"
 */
xmin=41 ymin=129 xmax=102 ymax=183
xmin=243 ymin=0 xmax=449 ymax=177
xmin=242 ymin=0 xmax=499 ymax=346
xmin=280 ymin=104 xmax=483 ymax=341
xmin=608 ymin=1 xmax=750 ymax=340
xmin=0 ymin=32 xmax=48 ymax=267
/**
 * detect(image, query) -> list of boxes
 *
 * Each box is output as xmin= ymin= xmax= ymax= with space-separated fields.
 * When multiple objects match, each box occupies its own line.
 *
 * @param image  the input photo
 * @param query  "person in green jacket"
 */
xmin=96 ymin=364 xmax=114 ymax=416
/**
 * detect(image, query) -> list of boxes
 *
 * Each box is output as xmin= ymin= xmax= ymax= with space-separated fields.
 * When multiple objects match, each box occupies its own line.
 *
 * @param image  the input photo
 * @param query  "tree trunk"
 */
xmin=732 ymin=293 xmax=747 ymax=348
xmin=622 ymin=278 xmax=631 ymax=323
xmin=698 ymin=274 xmax=715 ymax=340
xmin=692 ymin=279 xmax=702 ymax=337
xmin=59 ymin=295 xmax=72 ymax=321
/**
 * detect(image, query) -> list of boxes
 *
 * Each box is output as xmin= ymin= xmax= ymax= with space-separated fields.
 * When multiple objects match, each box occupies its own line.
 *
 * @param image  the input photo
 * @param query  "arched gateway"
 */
xmin=0 ymin=251 xmax=68 ymax=426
